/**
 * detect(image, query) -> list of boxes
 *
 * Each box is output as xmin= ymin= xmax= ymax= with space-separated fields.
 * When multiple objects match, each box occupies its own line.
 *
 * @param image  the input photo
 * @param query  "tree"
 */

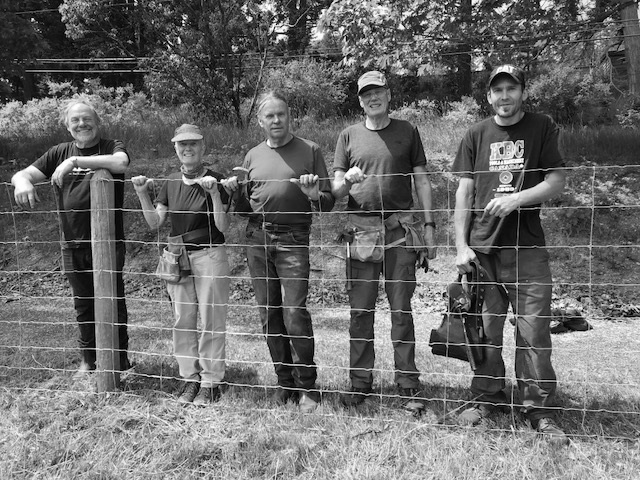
xmin=0 ymin=0 xmax=73 ymax=101
xmin=59 ymin=0 xmax=151 ymax=58
xmin=620 ymin=1 xmax=640 ymax=95
xmin=319 ymin=1 xmax=617 ymax=98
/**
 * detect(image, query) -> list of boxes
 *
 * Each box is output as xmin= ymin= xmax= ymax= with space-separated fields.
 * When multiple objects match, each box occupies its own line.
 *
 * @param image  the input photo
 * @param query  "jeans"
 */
xmin=347 ymin=225 xmax=420 ymax=389
xmin=166 ymin=246 xmax=230 ymax=387
xmin=245 ymin=222 xmax=317 ymax=394
xmin=62 ymin=243 xmax=129 ymax=367
xmin=473 ymin=248 xmax=558 ymax=421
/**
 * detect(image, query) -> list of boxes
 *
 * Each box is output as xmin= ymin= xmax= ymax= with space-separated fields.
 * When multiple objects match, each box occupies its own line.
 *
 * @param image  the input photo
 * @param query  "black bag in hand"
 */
xmin=429 ymin=261 xmax=488 ymax=370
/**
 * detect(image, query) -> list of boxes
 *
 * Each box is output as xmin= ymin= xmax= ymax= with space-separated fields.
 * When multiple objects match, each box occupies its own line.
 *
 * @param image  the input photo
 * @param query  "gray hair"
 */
xmin=60 ymin=98 xmax=101 ymax=127
xmin=256 ymin=90 xmax=289 ymax=116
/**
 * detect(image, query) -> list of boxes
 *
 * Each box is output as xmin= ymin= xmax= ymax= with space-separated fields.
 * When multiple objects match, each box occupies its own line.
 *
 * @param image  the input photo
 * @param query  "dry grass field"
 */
xmin=1 ymin=248 xmax=639 ymax=479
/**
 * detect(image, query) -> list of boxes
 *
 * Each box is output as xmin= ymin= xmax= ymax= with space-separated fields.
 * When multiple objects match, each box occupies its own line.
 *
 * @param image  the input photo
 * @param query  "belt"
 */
xmin=249 ymin=220 xmax=310 ymax=233
xmin=168 ymin=227 xmax=211 ymax=249
xmin=350 ymin=212 xmax=409 ymax=230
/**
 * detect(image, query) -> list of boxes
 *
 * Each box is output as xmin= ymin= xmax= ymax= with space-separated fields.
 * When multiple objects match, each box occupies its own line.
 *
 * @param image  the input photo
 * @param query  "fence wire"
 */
xmin=1 ymin=166 xmax=639 ymax=441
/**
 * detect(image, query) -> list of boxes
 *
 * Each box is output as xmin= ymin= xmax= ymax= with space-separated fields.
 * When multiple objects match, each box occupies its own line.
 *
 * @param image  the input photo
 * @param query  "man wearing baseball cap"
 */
xmin=452 ymin=64 xmax=568 ymax=444
xmin=332 ymin=71 xmax=437 ymax=414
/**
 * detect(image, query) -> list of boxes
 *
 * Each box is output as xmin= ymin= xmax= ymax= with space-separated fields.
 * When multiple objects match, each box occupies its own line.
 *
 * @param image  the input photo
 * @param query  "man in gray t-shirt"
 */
xmin=332 ymin=71 xmax=437 ymax=414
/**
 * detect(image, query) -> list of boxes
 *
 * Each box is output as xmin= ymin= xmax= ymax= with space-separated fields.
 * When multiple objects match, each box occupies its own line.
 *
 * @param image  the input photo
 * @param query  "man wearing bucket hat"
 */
xmin=133 ymin=123 xmax=231 ymax=405
xmin=452 ymin=64 xmax=568 ymax=444
xmin=331 ymin=71 xmax=437 ymax=414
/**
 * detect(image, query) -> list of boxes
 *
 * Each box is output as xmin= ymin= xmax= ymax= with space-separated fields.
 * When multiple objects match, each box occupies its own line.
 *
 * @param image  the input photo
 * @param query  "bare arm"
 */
xmin=331 ymin=167 xmax=365 ymax=199
xmin=454 ymin=176 xmax=478 ymax=273
xmin=197 ymin=176 xmax=230 ymax=233
xmin=413 ymin=165 xmax=437 ymax=258
xmin=484 ymin=169 xmax=566 ymax=218
xmin=51 ymin=151 xmax=130 ymax=188
xmin=131 ymin=176 xmax=167 ymax=230
xmin=12 ymin=166 xmax=47 ymax=209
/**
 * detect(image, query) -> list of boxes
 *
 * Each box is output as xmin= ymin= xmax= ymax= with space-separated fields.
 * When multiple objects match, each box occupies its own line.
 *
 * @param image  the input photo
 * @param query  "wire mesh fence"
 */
xmin=1 ymin=167 xmax=639 ymax=441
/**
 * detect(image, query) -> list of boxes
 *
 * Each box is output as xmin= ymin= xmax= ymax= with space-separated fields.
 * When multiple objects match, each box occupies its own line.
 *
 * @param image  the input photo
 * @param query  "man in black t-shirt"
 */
xmin=452 ymin=65 xmax=568 ymax=445
xmin=12 ymin=99 xmax=131 ymax=375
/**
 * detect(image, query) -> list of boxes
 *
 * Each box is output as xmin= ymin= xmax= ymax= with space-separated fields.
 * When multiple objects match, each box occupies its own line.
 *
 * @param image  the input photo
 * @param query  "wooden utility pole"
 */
xmin=621 ymin=1 xmax=640 ymax=95
xmin=90 ymin=169 xmax=120 ymax=392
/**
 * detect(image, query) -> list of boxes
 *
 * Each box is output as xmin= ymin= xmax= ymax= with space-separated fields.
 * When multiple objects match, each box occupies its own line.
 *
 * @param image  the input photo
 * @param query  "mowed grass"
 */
xmin=1 ymin=252 xmax=639 ymax=479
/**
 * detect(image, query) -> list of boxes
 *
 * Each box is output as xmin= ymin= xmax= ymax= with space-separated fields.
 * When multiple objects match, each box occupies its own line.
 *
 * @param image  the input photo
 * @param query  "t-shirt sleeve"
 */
xmin=313 ymin=144 xmax=335 ymax=212
xmin=31 ymin=145 xmax=62 ymax=179
xmin=452 ymin=129 xmax=475 ymax=178
xmin=410 ymin=125 xmax=427 ymax=168
xmin=539 ymin=116 xmax=564 ymax=171
xmin=156 ymin=179 xmax=169 ymax=206
xmin=333 ymin=130 xmax=349 ymax=172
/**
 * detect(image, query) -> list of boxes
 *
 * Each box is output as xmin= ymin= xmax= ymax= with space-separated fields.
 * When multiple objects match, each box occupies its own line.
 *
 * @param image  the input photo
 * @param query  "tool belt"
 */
xmin=337 ymin=212 xmax=427 ymax=263
xmin=155 ymin=227 xmax=210 ymax=283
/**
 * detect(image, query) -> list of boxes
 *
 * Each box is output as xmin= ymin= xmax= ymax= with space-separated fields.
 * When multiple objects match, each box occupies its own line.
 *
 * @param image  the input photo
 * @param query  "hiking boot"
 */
xmin=193 ymin=386 xmax=221 ymax=406
xmin=72 ymin=360 xmax=96 ymax=380
xmin=120 ymin=356 xmax=134 ymax=371
xmin=298 ymin=393 xmax=319 ymax=414
xmin=77 ymin=360 xmax=96 ymax=373
xmin=534 ymin=417 xmax=569 ymax=446
xmin=340 ymin=386 xmax=372 ymax=407
xmin=178 ymin=382 xmax=200 ymax=404
xmin=273 ymin=386 xmax=298 ymax=405
xmin=457 ymin=403 xmax=497 ymax=426
xmin=399 ymin=387 xmax=426 ymax=415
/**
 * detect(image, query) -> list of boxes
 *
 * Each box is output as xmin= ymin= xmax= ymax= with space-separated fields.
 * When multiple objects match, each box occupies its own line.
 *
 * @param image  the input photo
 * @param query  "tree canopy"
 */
xmin=1 ymin=0 xmax=639 ymax=119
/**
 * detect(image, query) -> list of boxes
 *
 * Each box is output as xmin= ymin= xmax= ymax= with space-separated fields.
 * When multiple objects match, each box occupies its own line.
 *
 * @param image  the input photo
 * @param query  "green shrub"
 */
xmin=442 ymin=96 xmax=481 ymax=127
xmin=260 ymin=59 xmax=348 ymax=119
xmin=390 ymin=99 xmax=439 ymax=125
xmin=527 ymin=66 xmax=613 ymax=125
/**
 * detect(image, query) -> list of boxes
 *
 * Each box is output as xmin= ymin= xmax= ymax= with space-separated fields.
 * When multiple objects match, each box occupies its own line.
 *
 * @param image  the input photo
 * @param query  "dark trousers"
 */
xmin=473 ymin=248 xmax=557 ymax=421
xmin=347 ymin=226 xmax=420 ymax=389
xmin=245 ymin=223 xmax=317 ymax=394
xmin=62 ymin=243 xmax=129 ymax=367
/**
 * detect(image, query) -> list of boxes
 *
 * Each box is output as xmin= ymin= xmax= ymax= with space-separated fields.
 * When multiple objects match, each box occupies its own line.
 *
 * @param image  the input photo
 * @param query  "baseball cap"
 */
xmin=357 ymin=71 xmax=388 ymax=94
xmin=171 ymin=124 xmax=204 ymax=142
xmin=488 ymin=64 xmax=525 ymax=88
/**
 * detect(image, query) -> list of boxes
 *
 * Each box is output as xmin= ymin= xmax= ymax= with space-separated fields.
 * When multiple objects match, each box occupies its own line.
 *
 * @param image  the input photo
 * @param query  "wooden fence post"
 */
xmin=90 ymin=169 xmax=120 ymax=392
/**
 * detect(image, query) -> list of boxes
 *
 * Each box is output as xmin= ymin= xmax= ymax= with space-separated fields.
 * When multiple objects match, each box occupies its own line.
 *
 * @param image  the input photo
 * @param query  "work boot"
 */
xmin=178 ymin=381 xmax=200 ymax=404
xmin=273 ymin=386 xmax=298 ymax=405
xmin=534 ymin=417 xmax=570 ymax=446
xmin=193 ymin=386 xmax=221 ymax=406
xmin=73 ymin=350 xmax=96 ymax=378
xmin=340 ymin=386 xmax=372 ymax=407
xmin=399 ymin=387 xmax=425 ymax=415
xmin=298 ymin=392 xmax=320 ymax=414
xmin=457 ymin=403 xmax=499 ymax=426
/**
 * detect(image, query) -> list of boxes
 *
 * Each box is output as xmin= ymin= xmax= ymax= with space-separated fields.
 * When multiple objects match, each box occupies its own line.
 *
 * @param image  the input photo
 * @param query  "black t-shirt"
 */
xmin=32 ymin=139 xmax=128 ymax=248
xmin=156 ymin=169 xmax=228 ymax=244
xmin=452 ymin=112 xmax=564 ymax=252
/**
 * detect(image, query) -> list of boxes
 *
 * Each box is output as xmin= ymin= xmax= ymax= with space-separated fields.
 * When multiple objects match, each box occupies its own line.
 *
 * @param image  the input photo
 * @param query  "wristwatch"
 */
xmin=423 ymin=222 xmax=436 ymax=229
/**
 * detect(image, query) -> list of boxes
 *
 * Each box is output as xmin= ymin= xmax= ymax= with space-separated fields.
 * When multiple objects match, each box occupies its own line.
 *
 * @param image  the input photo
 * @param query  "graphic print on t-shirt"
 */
xmin=489 ymin=139 xmax=524 ymax=197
